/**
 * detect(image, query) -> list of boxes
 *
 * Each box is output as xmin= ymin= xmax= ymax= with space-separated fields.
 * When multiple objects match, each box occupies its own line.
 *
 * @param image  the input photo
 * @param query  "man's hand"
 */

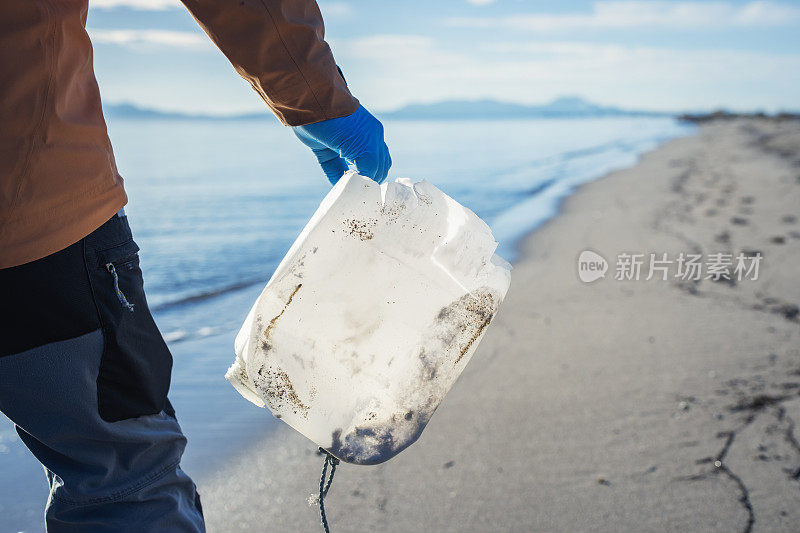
xmin=293 ymin=105 xmax=391 ymax=185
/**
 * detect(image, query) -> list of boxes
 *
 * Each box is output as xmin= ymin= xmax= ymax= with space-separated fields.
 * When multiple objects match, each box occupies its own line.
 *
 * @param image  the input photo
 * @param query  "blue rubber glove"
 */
xmin=293 ymin=105 xmax=391 ymax=185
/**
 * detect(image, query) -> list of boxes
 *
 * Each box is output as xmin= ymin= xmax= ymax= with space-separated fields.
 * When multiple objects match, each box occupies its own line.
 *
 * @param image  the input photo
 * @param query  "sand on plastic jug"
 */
xmin=227 ymin=171 xmax=511 ymax=465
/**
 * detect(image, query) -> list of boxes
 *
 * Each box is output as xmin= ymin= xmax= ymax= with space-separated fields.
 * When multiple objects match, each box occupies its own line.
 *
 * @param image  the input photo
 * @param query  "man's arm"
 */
xmin=179 ymin=0 xmax=358 ymax=126
xmin=180 ymin=0 xmax=390 ymax=183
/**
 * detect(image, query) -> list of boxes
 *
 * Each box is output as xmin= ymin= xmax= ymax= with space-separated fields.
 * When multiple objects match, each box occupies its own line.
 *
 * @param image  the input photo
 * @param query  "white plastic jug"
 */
xmin=227 ymin=171 xmax=511 ymax=465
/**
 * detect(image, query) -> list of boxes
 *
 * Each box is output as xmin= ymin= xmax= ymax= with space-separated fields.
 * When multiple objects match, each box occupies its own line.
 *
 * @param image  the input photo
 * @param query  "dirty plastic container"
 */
xmin=227 ymin=171 xmax=511 ymax=465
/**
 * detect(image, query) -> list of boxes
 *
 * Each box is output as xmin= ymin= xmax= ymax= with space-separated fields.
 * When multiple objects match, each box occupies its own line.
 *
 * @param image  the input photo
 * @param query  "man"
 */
xmin=0 ymin=0 xmax=390 ymax=530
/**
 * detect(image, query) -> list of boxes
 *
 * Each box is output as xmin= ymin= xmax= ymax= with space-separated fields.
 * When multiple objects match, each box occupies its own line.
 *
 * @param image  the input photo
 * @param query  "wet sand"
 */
xmin=199 ymin=118 xmax=800 ymax=532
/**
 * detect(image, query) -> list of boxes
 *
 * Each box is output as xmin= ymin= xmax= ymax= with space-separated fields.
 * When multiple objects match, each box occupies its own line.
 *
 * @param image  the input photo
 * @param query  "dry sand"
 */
xmin=199 ymin=118 xmax=800 ymax=532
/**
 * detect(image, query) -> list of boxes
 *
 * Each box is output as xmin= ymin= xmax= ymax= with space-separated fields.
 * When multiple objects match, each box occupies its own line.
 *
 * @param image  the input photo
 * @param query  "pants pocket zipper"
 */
xmin=106 ymin=263 xmax=135 ymax=312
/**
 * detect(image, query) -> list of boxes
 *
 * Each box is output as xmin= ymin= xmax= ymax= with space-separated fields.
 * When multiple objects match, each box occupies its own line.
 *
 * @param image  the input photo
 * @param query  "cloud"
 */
xmin=343 ymin=35 xmax=462 ymax=66
xmin=91 ymin=0 xmax=179 ymax=10
xmin=318 ymin=2 xmax=353 ymax=17
xmin=89 ymin=29 xmax=210 ymax=50
xmin=466 ymin=0 xmax=497 ymax=5
xmin=337 ymin=34 xmax=800 ymax=112
xmin=446 ymin=1 xmax=800 ymax=31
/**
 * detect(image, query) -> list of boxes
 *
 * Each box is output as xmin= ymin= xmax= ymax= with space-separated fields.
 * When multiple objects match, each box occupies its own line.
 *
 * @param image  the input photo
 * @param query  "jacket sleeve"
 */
xmin=179 ymin=0 xmax=358 ymax=126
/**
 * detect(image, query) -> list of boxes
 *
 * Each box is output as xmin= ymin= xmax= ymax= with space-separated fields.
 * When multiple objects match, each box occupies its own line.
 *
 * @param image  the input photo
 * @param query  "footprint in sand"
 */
xmin=715 ymin=231 xmax=731 ymax=244
xmin=731 ymin=217 xmax=749 ymax=225
xmin=781 ymin=215 xmax=796 ymax=224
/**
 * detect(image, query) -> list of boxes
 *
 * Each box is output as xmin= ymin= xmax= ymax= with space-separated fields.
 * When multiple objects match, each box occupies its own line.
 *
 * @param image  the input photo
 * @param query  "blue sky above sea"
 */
xmin=88 ymin=0 xmax=800 ymax=115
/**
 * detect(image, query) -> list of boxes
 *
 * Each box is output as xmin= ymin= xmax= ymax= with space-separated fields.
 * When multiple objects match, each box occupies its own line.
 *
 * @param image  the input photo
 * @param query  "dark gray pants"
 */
xmin=0 ymin=215 xmax=205 ymax=532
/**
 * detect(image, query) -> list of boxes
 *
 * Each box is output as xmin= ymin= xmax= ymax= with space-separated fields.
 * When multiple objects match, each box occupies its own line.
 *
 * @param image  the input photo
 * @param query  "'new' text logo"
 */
xmin=577 ymin=250 xmax=608 ymax=283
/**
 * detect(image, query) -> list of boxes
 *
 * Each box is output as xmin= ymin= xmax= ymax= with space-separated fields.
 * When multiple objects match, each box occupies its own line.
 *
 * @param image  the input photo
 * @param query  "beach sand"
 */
xmin=199 ymin=118 xmax=800 ymax=532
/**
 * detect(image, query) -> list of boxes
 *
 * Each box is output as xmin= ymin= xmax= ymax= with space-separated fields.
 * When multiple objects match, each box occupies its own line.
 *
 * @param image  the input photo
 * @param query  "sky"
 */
xmin=87 ymin=0 xmax=800 ymax=115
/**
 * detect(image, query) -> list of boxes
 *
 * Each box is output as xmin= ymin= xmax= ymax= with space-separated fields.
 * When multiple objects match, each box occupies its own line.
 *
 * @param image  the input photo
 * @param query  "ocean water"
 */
xmin=0 ymin=116 xmax=691 ymax=530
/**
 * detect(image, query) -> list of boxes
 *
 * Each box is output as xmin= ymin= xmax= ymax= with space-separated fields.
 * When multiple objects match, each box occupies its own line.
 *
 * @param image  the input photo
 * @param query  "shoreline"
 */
xmin=490 ymin=121 xmax=692 ymax=263
xmin=502 ymin=128 xmax=693 ymax=266
xmin=197 ymin=117 xmax=800 ymax=531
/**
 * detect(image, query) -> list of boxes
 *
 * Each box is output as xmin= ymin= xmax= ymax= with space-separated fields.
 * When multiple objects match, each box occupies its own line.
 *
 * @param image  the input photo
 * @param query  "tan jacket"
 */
xmin=0 ymin=0 xmax=358 ymax=269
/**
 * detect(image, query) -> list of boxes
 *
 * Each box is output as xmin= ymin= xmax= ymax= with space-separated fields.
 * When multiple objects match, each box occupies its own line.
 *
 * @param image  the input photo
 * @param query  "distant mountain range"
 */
xmin=103 ymin=103 xmax=266 ymax=121
xmin=103 ymin=96 xmax=671 ymax=122
xmin=381 ymin=96 xmax=670 ymax=119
